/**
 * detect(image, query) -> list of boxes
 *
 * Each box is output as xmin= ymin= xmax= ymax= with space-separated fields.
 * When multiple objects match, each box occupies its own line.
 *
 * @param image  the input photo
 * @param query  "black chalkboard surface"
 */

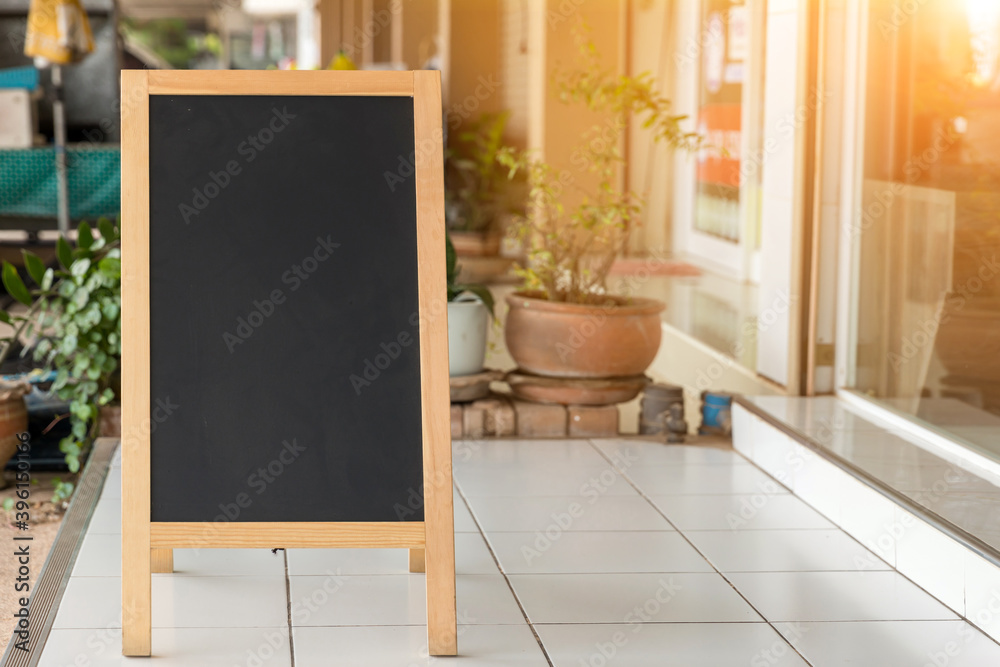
xmin=148 ymin=95 xmax=423 ymax=523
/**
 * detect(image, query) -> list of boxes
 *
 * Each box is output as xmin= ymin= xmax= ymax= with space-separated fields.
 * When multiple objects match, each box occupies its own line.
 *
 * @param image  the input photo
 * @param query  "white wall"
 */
xmin=756 ymin=0 xmax=802 ymax=385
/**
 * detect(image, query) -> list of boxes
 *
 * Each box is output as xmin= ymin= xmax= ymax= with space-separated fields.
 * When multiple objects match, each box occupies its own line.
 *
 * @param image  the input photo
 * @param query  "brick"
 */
xmin=513 ymin=401 xmax=566 ymax=437
xmin=471 ymin=397 xmax=517 ymax=437
xmin=470 ymin=399 xmax=501 ymax=435
xmin=450 ymin=404 xmax=464 ymax=439
xmin=463 ymin=405 xmax=486 ymax=439
xmin=490 ymin=400 xmax=517 ymax=437
xmin=568 ymin=405 xmax=619 ymax=438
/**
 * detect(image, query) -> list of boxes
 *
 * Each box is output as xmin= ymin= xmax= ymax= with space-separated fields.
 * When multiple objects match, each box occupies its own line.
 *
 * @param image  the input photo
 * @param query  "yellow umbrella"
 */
xmin=23 ymin=0 xmax=94 ymax=235
xmin=24 ymin=0 xmax=94 ymax=64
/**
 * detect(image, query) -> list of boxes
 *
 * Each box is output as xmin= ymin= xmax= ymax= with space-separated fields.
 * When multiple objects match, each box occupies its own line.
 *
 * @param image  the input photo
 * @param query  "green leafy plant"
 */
xmin=0 ymin=218 xmax=121 ymax=476
xmin=446 ymin=234 xmax=495 ymax=316
xmin=445 ymin=111 xmax=515 ymax=234
xmin=51 ymin=478 xmax=75 ymax=505
xmin=497 ymin=23 xmax=703 ymax=304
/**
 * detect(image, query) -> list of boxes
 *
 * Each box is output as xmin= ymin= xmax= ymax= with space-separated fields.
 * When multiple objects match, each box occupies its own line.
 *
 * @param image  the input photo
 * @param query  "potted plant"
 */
xmin=445 ymin=110 xmax=515 ymax=257
xmin=497 ymin=26 xmax=701 ymax=394
xmin=447 ymin=234 xmax=495 ymax=376
xmin=0 ymin=218 xmax=121 ymax=500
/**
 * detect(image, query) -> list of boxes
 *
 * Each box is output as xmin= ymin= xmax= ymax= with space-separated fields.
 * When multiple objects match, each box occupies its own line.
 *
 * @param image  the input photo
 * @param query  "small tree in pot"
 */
xmin=497 ymin=25 xmax=702 ymax=392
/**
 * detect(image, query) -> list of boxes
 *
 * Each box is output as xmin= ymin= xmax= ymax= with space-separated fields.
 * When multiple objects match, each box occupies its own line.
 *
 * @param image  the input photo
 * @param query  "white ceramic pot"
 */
xmin=448 ymin=296 xmax=489 ymax=377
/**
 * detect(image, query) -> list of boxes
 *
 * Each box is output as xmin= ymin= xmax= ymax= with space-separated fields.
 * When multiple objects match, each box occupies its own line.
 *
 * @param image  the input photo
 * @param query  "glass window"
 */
xmin=852 ymin=0 xmax=1000 ymax=460
xmin=694 ymin=0 xmax=747 ymax=241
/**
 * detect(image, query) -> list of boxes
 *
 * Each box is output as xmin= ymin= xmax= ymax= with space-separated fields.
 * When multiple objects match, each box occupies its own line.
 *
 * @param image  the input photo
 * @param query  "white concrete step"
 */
xmin=733 ymin=397 xmax=1000 ymax=644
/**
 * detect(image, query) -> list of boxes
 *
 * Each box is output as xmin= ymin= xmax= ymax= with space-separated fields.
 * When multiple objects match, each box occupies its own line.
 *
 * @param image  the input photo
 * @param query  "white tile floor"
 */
xmin=36 ymin=438 xmax=1000 ymax=666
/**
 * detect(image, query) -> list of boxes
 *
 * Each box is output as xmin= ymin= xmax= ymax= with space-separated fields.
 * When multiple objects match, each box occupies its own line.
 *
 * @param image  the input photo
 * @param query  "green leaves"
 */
xmin=445 ymin=234 xmax=495 ymax=318
xmin=0 ymin=217 xmax=124 ymax=502
xmin=98 ymin=257 xmax=121 ymax=279
xmin=458 ymin=285 xmax=495 ymax=318
xmin=52 ymin=479 xmax=75 ymax=503
xmin=489 ymin=21 xmax=702 ymax=304
xmin=56 ymin=236 xmax=73 ymax=270
xmin=77 ymin=221 xmax=94 ymax=251
xmin=70 ymin=258 xmax=91 ymax=280
xmin=2 ymin=261 xmax=31 ymax=306
xmin=97 ymin=217 xmax=116 ymax=243
xmin=446 ymin=234 xmax=459 ymax=285
xmin=22 ymin=251 xmax=46 ymax=286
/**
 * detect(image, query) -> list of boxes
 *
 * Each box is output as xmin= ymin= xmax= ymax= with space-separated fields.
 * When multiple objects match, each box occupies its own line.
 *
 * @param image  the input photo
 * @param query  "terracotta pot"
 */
xmin=504 ymin=291 xmax=665 ymax=379
xmin=0 ymin=383 xmax=30 ymax=479
xmin=506 ymin=371 xmax=649 ymax=405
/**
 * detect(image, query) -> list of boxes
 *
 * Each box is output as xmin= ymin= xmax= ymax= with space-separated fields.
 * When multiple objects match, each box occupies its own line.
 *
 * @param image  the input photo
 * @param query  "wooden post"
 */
xmin=121 ymin=69 xmax=152 ymax=658
xmin=408 ymin=548 xmax=426 ymax=573
xmin=151 ymin=548 xmax=173 ymax=573
xmin=414 ymin=70 xmax=457 ymax=657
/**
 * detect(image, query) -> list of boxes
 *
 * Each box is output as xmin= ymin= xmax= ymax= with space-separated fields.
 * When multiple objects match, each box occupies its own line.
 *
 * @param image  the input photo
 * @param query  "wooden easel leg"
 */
xmin=151 ymin=548 xmax=173 ymax=573
xmin=414 ymin=69 xmax=457 ymax=656
xmin=121 ymin=69 xmax=152 ymax=657
xmin=122 ymin=490 xmax=151 ymax=655
xmin=408 ymin=548 xmax=425 ymax=573
xmin=425 ymin=525 xmax=456 ymax=655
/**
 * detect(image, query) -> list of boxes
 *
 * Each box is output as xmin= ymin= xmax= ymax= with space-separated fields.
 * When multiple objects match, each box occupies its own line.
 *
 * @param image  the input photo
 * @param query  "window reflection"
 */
xmin=854 ymin=0 xmax=1000 ymax=457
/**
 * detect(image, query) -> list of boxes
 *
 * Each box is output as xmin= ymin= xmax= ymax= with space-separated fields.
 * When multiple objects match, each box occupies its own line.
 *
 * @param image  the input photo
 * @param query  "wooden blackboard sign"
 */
xmin=120 ymin=70 xmax=454 ymax=657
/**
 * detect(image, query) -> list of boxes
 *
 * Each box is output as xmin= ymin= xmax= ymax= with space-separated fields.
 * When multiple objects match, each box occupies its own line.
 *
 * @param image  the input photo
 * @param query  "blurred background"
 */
xmin=1 ymin=0 xmax=999 ymax=469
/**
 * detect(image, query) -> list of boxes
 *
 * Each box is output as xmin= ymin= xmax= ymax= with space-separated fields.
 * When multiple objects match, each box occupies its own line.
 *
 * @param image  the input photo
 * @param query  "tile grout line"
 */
xmin=584 ymin=438 xmax=817 ymax=667
xmin=283 ymin=550 xmax=296 ymax=667
xmin=736 ymin=436 xmax=1000 ymax=649
xmin=453 ymin=481 xmax=555 ymax=667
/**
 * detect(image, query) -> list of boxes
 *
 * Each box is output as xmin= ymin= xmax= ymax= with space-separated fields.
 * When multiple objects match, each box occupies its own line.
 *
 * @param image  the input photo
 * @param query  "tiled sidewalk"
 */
xmin=36 ymin=439 xmax=1000 ymax=665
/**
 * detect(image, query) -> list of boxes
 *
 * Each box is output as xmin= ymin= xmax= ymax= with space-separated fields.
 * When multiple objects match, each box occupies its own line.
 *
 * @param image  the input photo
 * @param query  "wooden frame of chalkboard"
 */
xmin=120 ymin=70 xmax=455 ymax=657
